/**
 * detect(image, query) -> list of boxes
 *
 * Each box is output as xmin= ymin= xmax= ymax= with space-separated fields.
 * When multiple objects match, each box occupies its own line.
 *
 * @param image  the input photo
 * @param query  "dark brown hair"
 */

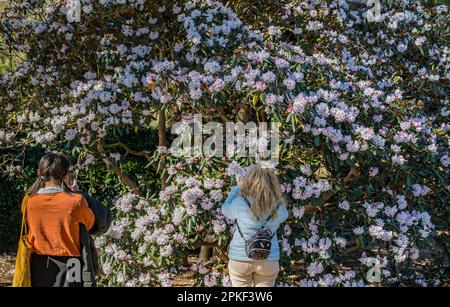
xmin=27 ymin=153 xmax=72 ymax=195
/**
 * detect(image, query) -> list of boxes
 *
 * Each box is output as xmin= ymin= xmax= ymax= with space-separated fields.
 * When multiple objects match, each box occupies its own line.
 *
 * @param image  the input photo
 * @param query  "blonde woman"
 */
xmin=221 ymin=164 xmax=288 ymax=287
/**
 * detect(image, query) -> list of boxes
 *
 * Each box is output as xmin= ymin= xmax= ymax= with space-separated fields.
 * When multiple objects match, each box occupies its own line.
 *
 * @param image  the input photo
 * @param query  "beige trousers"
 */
xmin=228 ymin=259 xmax=279 ymax=287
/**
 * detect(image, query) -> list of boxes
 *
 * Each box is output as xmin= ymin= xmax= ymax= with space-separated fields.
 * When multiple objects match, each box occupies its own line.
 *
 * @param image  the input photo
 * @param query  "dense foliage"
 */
xmin=0 ymin=0 xmax=448 ymax=286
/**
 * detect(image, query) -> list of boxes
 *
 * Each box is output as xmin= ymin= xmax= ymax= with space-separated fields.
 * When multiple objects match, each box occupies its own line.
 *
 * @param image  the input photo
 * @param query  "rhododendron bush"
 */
xmin=0 ymin=0 xmax=448 ymax=287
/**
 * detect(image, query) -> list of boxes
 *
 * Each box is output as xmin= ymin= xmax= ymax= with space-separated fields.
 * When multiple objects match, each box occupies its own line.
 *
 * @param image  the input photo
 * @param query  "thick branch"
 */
xmin=158 ymin=109 xmax=167 ymax=147
xmin=217 ymin=106 xmax=231 ymax=123
xmin=104 ymin=142 xmax=154 ymax=164
xmin=344 ymin=166 xmax=361 ymax=183
xmin=237 ymin=103 xmax=251 ymax=123
xmin=97 ymin=143 xmax=143 ymax=196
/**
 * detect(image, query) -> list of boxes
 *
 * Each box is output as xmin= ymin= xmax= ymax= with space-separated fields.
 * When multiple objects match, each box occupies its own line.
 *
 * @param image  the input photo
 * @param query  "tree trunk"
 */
xmin=158 ymin=109 xmax=167 ymax=147
xmin=158 ymin=109 xmax=168 ymax=189
xmin=199 ymin=235 xmax=215 ymax=263
xmin=182 ymin=253 xmax=189 ymax=266
xmin=199 ymin=246 xmax=212 ymax=262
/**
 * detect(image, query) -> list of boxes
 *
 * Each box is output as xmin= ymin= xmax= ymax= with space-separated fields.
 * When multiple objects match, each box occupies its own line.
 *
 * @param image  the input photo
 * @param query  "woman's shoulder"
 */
xmin=277 ymin=201 xmax=287 ymax=209
xmin=64 ymin=192 xmax=87 ymax=204
xmin=230 ymin=185 xmax=240 ymax=192
xmin=234 ymin=195 xmax=254 ymax=214
xmin=276 ymin=202 xmax=289 ymax=220
xmin=28 ymin=192 xmax=83 ymax=208
xmin=40 ymin=191 xmax=86 ymax=203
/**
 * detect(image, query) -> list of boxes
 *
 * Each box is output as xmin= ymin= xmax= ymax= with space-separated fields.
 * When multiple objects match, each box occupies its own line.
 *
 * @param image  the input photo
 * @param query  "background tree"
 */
xmin=0 ymin=0 xmax=448 ymax=286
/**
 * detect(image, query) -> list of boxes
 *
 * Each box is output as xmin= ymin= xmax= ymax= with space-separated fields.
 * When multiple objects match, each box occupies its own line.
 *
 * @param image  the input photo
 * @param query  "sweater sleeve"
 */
xmin=78 ymin=196 xmax=95 ymax=230
xmin=221 ymin=186 xmax=241 ymax=219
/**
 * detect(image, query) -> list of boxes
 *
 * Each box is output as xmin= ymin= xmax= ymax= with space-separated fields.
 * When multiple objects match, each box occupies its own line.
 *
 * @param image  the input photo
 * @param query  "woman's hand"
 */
xmin=64 ymin=171 xmax=79 ymax=192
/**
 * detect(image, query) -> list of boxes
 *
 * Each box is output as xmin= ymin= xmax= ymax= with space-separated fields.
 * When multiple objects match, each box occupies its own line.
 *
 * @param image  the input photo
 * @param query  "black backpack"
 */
xmin=235 ymin=197 xmax=276 ymax=260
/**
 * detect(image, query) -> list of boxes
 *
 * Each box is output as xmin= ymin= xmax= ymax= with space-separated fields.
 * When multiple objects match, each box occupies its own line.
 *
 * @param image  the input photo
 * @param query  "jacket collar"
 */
xmin=36 ymin=186 xmax=65 ymax=194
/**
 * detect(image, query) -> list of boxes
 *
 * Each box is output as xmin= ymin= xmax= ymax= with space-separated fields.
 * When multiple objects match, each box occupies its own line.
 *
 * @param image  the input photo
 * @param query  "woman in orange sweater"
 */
xmin=25 ymin=153 xmax=95 ymax=287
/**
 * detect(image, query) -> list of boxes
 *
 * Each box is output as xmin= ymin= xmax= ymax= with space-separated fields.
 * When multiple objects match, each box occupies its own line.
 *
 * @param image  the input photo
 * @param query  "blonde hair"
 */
xmin=239 ymin=164 xmax=284 ymax=221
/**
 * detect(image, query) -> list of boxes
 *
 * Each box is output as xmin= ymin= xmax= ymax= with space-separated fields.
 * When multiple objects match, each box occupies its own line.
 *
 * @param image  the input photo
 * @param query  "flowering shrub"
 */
xmin=0 ymin=0 xmax=448 ymax=286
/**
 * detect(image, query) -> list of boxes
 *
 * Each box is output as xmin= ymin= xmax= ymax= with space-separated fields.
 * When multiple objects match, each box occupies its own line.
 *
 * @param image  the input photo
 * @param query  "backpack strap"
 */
xmin=243 ymin=197 xmax=274 ymax=225
xmin=234 ymin=220 xmax=247 ymax=243
xmin=236 ymin=196 xmax=281 ymax=242
xmin=242 ymin=197 xmax=252 ymax=209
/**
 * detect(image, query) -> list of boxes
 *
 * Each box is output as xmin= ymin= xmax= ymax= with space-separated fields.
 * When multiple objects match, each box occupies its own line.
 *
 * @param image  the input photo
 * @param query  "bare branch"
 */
xmin=97 ymin=143 xmax=143 ymax=196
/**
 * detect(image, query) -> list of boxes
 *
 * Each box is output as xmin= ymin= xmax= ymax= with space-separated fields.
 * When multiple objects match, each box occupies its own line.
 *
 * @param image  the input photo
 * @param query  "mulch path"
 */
xmin=0 ymin=246 xmax=16 ymax=287
xmin=1 ymin=240 xmax=447 ymax=287
xmin=0 ymin=246 xmax=195 ymax=287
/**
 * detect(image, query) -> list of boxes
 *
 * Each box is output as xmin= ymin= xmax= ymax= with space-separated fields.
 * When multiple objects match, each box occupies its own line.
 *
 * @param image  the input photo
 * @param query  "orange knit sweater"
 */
xmin=24 ymin=192 xmax=95 ymax=257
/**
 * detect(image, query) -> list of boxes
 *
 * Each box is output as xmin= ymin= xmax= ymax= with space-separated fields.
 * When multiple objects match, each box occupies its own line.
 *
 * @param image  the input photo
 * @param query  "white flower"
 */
xmin=307 ymin=262 xmax=324 ymax=277
xmin=353 ymin=226 xmax=364 ymax=235
xmin=64 ymin=129 xmax=77 ymax=141
xmin=338 ymin=201 xmax=350 ymax=211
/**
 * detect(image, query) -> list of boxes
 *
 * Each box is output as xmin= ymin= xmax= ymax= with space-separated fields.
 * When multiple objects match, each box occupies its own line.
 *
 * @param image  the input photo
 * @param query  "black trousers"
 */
xmin=30 ymin=254 xmax=83 ymax=287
